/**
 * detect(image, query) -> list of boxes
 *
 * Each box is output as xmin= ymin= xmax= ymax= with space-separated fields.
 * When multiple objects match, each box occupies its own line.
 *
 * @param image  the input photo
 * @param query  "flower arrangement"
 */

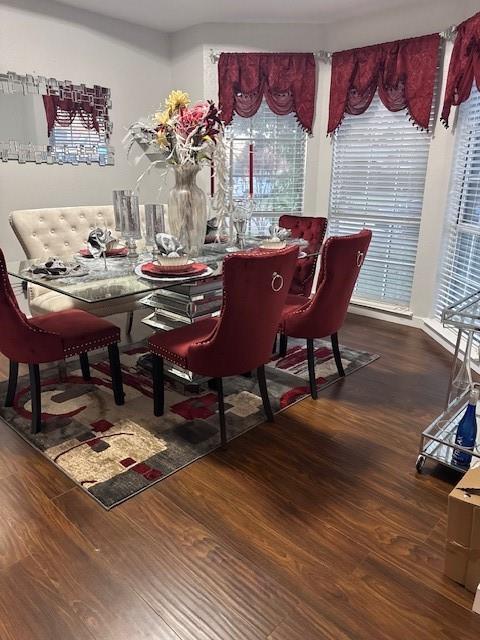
xmin=126 ymin=90 xmax=223 ymax=167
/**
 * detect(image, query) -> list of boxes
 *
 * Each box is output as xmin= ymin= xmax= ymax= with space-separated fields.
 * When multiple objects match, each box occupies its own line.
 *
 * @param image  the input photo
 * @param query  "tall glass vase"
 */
xmin=168 ymin=164 xmax=207 ymax=257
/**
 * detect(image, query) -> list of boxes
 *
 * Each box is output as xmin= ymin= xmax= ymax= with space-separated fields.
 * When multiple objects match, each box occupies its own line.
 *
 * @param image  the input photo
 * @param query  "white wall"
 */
xmin=0 ymin=0 xmax=172 ymax=260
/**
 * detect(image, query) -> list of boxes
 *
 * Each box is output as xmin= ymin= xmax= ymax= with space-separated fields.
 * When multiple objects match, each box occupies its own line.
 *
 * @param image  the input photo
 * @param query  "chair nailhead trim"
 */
xmin=148 ymin=342 xmax=187 ymax=367
xmin=63 ymin=335 xmax=119 ymax=357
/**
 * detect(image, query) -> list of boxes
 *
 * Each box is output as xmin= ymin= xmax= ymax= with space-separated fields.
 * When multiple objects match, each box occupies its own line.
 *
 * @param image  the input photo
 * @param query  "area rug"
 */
xmin=0 ymin=339 xmax=378 ymax=509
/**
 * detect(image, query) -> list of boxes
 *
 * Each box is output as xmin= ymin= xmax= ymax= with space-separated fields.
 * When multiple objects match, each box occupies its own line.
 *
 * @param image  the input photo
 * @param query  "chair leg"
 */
xmin=108 ymin=344 xmax=125 ymax=406
xmin=79 ymin=353 xmax=91 ymax=381
xmin=28 ymin=363 xmax=42 ymax=434
xmin=216 ymin=377 xmax=228 ymax=449
xmin=331 ymin=332 xmax=345 ymax=377
xmin=5 ymin=360 xmax=18 ymax=407
xmin=306 ymin=338 xmax=318 ymax=400
xmin=279 ymin=333 xmax=288 ymax=358
xmin=125 ymin=311 xmax=134 ymax=336
xmin=58 ymin=359 xmax=67 ymax=382
xmin=257 ymin=365 xmax=274 ymax=422
xmin=152 ymin=355 xmax=164 ymax=417
xmin=272 ymin=334 xmax=278 ymax=354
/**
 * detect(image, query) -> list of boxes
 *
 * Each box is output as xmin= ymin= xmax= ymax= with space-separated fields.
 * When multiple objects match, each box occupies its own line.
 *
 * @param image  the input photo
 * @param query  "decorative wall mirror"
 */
xmin=0 ymin=72 xmax=114 ymax=165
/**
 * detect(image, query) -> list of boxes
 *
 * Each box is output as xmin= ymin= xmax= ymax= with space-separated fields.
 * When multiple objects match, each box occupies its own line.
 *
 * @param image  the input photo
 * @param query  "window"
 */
xmin=225 ymin=101 xmax=307 ymax=234
xmin=49 ymin=110 xmax=109 ymax=164
xmin=436 ymin=87 xmax=480 ymax=316
xmin=328 ymin=94 xmax=433 ymax=308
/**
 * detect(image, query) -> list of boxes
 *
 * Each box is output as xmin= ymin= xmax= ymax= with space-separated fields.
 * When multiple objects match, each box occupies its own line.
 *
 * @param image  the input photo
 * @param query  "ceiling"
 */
xmin=54 ymin=0 xmax=422 ymax=33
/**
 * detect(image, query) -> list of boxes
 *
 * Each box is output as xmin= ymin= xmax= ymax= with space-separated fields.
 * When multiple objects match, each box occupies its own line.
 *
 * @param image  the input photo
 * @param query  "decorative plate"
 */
xmin=79 ymin=247 xmax=128 ymax=258
xmin=135 ymin=263 xmax=213 ymax=282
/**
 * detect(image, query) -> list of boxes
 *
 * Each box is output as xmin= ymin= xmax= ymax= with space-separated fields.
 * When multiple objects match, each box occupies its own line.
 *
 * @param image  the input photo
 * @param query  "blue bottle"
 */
xmin=452 ymin=388 xmax=479 ymax=468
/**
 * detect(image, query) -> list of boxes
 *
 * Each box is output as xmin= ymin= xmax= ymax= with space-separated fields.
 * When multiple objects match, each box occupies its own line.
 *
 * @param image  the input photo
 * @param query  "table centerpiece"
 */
xmin=126 ymin=90 xmax=224 ymax=257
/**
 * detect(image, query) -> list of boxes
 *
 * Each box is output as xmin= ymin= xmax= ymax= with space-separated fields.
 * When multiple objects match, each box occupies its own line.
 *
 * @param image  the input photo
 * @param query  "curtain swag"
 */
xmin=441 ymin=11 xmax=480 ymax=127
xmin=218 ymin=52 xmax=316 ymax=134
xmin=327 ymin=33 xmax=440 ymax=135
xmin=42 ymin=95 xmax=101 ymax=137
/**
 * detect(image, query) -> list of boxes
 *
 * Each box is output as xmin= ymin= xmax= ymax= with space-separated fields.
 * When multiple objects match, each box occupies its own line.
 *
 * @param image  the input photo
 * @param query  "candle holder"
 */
xmin=145 ymin=204 xmax=167 ymax=260
xmin=112 ymin=189 xmax=131 ymax=232
xmin=112 ymin=190 xmax=142 ymax=259
xmin=231 ymin=200 xmax=253 ymax=250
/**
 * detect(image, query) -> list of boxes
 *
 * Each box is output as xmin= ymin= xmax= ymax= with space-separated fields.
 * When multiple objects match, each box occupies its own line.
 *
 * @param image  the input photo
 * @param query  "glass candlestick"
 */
xmin=231 ymin=200 xmax=253 ymax=250
xmin=112 ymin=189 xmax=133 ymax=232
xmin=120 ymin=193 xmax=142 ymax=259
xmin=145 ymin=203 xmax=166 ymax=260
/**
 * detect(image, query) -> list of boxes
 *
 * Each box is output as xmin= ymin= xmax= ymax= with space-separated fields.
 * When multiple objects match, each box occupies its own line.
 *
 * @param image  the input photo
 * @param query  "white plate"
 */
xmin=134 ymin=264 xmax=213 ymax=283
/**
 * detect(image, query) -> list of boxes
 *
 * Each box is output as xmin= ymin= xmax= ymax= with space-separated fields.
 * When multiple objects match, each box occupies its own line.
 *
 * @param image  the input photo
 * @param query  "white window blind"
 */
xmin=226 ymin=101 xmax=307 ymax=234
xmin=50 ymin=111 xmax=108 ymax=164
xmin=436 ymin=87 xmax=480 ymax=316
xmin=328 ymin=94 xmax=433 ymax=308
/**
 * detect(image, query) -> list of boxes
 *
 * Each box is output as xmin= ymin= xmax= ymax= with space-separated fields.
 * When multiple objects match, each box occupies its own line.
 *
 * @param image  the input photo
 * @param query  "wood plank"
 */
xmin=122 ymin=487 xmax=299 ymax=636
xmin=0 ymin=475 xmax=180 ymax=640
xmin=0 ymin=557 xmax=95 ymax=640
xmin=54 ymin=487 xmax=271 ymax=640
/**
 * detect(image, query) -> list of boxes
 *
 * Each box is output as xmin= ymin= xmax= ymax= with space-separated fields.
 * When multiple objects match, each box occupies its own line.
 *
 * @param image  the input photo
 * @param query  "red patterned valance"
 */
xmin=218 ymin=53 xmax=316 ymax=134
xmin=328 ymin=33 xmax=440 ymax=134
xmin=43 ymin=95 xmax=100 ymax=136
xmin=441 ymin=12 xmax=480 ymax=127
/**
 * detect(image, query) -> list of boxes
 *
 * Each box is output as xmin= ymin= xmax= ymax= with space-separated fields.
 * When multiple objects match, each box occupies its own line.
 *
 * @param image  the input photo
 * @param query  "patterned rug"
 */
xmin=0 ymin=339 xmax=378 ymax=509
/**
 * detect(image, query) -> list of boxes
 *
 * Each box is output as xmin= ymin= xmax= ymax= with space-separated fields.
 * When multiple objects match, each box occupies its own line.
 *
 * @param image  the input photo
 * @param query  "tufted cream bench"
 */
xmin=9 ymin=205 xmax=152 ymax=331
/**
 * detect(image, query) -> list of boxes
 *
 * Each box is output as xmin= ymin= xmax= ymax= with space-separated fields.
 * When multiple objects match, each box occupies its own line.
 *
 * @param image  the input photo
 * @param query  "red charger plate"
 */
xmin=79 ymin=247 xmax=128 ymax=258
xmin=141 ymin=261 xmax=208 ymax=277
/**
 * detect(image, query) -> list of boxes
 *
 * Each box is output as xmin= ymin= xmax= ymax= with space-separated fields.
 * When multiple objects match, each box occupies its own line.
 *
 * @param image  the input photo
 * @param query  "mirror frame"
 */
xmin=0 ymin=71 xmax=114 ymax=165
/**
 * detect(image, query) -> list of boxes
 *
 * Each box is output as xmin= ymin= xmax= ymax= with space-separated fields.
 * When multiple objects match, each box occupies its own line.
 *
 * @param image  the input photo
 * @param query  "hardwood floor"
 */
xmin=0 ymin=314 xmax=479 ymax=639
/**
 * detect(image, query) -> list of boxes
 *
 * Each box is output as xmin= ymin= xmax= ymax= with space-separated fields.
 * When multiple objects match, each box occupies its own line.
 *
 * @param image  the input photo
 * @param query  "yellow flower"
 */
xmin=156 ymin=131 xmax=168 ymax=147
xmin=165 ymin=90 xmax=190 ymax=114
xmin=155 ymin=109 xmax=170 ymax=126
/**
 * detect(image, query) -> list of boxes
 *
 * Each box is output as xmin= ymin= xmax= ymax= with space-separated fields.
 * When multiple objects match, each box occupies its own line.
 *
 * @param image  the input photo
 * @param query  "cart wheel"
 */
xmin=416 ymin=455 xmax=426 ymax=473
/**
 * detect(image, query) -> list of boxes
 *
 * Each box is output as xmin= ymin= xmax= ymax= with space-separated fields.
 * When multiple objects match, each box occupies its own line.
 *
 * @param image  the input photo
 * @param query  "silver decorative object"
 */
xmin=231 ymin=202 xmax=253 ymax=250
xmin=112 ymin=190 xmax=132 ymax=232
xmin=145 ymin=204 xmax=167 ymax=259
xmin=210 ymin=131 xmax=230 ymax=241
xmin=168 ymin=165 xmax=207 ymax=257
xmin=112 ymin=191 xmax=141 ymax=259
xmin=268 ymin=224 xmax=291 ymax=242
xmin=0 ymin=71 xmax=114 ymax=165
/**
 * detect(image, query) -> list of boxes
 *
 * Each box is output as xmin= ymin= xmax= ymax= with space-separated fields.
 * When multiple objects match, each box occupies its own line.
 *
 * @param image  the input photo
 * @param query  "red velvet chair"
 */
xmin=279 ymin=230 xmax=372 ymax=399
xmin=278 ymin=214 xmax=327 ymax=297
xmin=0 ymin=249 xmax=124 ymax=433
xmin=148 ymin=246 xmax=298 ymax=447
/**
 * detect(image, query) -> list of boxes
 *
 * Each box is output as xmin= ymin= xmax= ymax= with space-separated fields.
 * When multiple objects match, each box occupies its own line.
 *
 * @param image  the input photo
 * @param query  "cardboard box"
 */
xmin=446 ymin=466 xmax=480 ymax=593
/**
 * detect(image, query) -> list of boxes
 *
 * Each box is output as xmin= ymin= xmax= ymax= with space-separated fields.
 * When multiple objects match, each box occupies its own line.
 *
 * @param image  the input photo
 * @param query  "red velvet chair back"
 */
xmin=284 ymin=230 xmax=372 ymax=339
xmin=278 ymin=215 xmax=327 ymax=296
xmin=0 ymin=249 xmax=63 ymax=363
xmin=188 ymin=246 xmax=298 ymax=377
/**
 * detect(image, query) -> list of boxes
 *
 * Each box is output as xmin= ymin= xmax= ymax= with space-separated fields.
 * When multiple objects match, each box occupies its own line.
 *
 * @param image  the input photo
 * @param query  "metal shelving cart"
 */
xmin=416 ymin=290 xmax=480 ymax=473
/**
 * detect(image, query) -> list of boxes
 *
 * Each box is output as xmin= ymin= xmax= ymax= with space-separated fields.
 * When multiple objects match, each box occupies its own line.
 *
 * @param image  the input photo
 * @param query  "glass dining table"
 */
xmin=7 ymin=238 xmax=309 ymax=305
xmin=7 ymin=238 xmax=313 ymax=387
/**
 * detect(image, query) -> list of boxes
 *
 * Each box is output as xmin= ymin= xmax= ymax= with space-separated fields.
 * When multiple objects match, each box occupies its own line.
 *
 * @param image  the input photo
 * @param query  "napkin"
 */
xmin=268 ymin=224 xmax=291 ymax=242
xmin=31 ymin=257 xmax=68 ymax=276
xmin=87 ymin=228 xmax=117 ymax=258
xmin=155 ymin=233 xmax=186 ymax=258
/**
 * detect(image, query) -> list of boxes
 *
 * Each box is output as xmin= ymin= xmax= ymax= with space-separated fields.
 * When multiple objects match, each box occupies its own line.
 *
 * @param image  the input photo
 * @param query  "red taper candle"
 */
xmin=249 ymin=143 xmax=254 ymax=197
